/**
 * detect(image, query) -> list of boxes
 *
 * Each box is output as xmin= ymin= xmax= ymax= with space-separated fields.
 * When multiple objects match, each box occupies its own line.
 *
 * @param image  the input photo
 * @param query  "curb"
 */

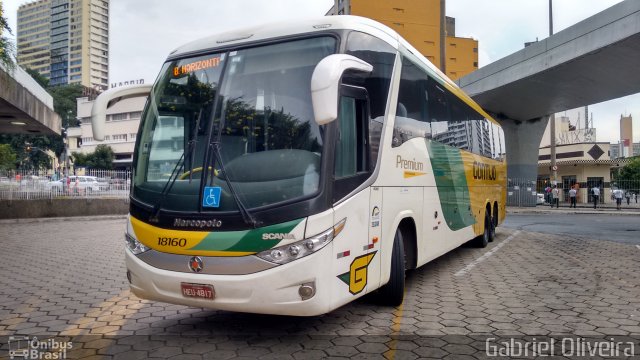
xmin=0 ymin=214 xmax=128 ymax=224
xmin=508 ymin=209 xmax=640 ymax=216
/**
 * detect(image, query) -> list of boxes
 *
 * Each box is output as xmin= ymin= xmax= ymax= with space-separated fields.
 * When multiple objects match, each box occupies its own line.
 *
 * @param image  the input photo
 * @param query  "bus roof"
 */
xmin=169 ymin=15 xmax=497 ymax=124
xmin=169 ymin=15 xmax=399 ymax=57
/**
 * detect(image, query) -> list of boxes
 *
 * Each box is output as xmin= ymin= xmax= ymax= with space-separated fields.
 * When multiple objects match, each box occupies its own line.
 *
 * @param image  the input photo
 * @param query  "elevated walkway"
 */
xmin=456 ymin=0 xmax=640 ymax=206
xmin=458 ymin=0 xmax=640 ymax=121
xmin=0 ymin=63 xmax=61 ymax=135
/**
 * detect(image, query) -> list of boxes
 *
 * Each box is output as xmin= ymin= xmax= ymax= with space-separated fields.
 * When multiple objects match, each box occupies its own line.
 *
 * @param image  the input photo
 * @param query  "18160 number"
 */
xmin=158 ymin=237 xmax=187 ymax=247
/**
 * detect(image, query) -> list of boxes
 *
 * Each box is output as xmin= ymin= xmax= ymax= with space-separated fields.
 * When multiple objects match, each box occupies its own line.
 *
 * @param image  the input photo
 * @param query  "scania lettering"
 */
xmin=92 ymin=16 xmax=506 ymax=316
xmin=262 ymin=233 xmax=297 ymax=241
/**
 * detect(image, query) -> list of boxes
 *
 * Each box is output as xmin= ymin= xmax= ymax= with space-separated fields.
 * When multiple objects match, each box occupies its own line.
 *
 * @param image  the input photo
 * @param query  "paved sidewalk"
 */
xmin=1 ymin=218 xmax=639 ymax=359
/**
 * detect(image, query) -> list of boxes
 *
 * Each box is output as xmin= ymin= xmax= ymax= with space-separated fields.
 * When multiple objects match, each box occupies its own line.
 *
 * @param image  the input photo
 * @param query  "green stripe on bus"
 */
xmin=426 ymin=140 xmax=476 ymax=231
xmin=188 ymin=218 xmax=303 ymax=252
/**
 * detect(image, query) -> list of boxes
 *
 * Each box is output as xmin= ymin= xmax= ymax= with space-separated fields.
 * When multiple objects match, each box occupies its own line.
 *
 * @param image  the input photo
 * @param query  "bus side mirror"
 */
xmin=91 ymin=84 xmax=153 ymax=140
xmin=311 ymin=54 xmax=372 ymax=126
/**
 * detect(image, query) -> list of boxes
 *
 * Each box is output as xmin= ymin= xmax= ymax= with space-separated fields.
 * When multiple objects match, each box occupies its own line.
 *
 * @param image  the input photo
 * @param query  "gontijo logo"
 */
xmin=473 ymin=161 xmax=497 ymax=181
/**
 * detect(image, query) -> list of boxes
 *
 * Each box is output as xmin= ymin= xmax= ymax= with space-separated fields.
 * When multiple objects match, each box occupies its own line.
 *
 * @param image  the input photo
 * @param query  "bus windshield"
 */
xmin=133 ymin=36 xmax=336 ymax=213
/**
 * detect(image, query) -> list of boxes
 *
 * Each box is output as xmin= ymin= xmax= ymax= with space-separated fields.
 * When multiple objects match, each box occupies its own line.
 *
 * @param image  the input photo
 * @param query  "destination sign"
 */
xmin=173 ymin=57 xmax=222 ymax=76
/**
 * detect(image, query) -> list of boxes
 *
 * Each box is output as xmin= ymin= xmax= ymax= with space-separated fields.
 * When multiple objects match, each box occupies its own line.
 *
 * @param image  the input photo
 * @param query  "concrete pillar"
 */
xmin=499 ymin=116 xmax=549 ymax=207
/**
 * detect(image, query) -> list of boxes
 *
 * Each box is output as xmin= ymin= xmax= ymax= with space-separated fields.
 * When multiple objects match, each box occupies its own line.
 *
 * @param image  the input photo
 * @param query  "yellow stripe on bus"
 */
xmin=130 ymin=216 xmax=254 ymax=257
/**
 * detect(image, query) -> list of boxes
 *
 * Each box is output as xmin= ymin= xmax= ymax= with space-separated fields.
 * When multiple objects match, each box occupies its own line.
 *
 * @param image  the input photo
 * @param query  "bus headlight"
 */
xmin=257 ymin=218 xmax=346 ymax=265
xmin=125 ymin=233 xmax=150 ymax=255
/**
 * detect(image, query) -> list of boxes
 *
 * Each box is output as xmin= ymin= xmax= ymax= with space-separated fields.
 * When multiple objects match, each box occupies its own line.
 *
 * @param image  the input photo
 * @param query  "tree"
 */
xmin=24 ymin=67 xmax=49 ymax=88
xmin=615 ymin=157 xmax=640 ymax=180
xmin=91 ymin=145 xmax=115 ymax=169
xmin=0 ymin=2 xmax=15 ymax=69
xmin=49 ymin=84 xmax=84 ymax=128
xmin=72 ymin=145 xmax=114 ymax=170
xmin=0 ymin=144 xmax=16 ymax=170
xmin=71 ymin=151 xmax=89 ymax=167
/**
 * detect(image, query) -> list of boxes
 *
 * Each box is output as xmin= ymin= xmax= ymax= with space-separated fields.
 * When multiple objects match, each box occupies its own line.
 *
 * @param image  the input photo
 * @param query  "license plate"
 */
xmin=181 ymin=283 xmax=215 ymax=300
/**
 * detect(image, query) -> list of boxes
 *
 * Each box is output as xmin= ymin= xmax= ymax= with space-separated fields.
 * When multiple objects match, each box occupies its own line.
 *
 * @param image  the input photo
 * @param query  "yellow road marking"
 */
xmin=384 ymin=294 xmax=405 ymax=359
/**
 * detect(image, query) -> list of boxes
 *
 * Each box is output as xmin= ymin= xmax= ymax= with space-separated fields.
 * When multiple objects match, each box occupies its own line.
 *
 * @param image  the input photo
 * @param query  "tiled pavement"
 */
xmin=0 ymin=217 xmax=639 ymax=359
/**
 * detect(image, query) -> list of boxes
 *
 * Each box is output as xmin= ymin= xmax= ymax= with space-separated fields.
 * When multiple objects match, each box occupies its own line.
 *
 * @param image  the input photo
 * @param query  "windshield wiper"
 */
xmin=149 ymin=85 xmax=205 ymax=219
xmin=209 ymin=142 xmax=260 ymax=228
xmin=150 ymin=129 xmax=205 ymax=219
xmin=187 ymin=108 xmax=204 ymax=182
xmin=151 ymin=151 xmax=185 ymax=220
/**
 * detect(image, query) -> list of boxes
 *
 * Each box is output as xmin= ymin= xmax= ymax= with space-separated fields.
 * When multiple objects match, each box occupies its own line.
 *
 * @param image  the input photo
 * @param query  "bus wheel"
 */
xmin=377 ymin=228 xmax=405 ymax=306
xmin=488 ymin=211 xmax=496 ymax=243
xmin=474 ymin=212 xmax=490 ymax=248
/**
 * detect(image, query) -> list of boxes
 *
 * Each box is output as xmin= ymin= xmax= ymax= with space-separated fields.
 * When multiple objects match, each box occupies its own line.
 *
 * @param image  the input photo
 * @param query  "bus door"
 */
xmin=332 ymin=85 xmax=380 ymax=298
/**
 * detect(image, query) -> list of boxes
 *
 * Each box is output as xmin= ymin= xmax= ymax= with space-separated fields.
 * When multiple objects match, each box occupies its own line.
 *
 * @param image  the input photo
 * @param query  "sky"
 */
xmin=3 ymin=0 xmax=638 ymax=144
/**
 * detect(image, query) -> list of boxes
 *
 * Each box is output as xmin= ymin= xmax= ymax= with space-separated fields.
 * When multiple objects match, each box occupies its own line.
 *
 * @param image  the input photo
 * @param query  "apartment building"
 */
xmin=67 ymin=95 xmax=145 ymax=170
xmin=17 ymin=0 xmax=109 ymax=89
xmin=327 ymin=0 xmax=478 ymax=80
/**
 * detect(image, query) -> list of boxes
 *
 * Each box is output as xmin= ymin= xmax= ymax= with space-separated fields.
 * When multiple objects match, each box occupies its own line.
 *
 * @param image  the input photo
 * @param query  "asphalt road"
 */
xmin=503 ymin=213 xmax=640 ymax=245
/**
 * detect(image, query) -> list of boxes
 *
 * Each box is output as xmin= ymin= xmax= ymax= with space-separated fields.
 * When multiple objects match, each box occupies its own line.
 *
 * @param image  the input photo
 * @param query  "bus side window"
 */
xmin=335 ymin=96 xmax=367 ymax=178
xmin=427 ymin=78 xmax=450 ymax=138
xmin=393 ymin=57 xmax=432 ymax=147
xmin=333 ymin=87 xmax=371 ymax=202
xmin=345 ymin=31 xmax=396 ymax=166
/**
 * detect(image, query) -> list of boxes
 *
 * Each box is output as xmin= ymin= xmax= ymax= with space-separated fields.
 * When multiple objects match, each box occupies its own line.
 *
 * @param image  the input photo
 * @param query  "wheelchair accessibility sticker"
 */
xmin=202 ymin=187 xmax=222 ymax=208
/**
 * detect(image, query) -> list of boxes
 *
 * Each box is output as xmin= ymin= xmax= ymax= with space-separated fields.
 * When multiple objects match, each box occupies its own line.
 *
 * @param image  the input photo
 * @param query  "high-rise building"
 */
xmin=433 ymin=120 xmax=492 ymax=158
xmin=620 ymin=114 xmax=632 ymax=157
xmin=327 ymin=0 xmax=478 ymax=80
xmin=610 ymin=141 xmax=640 ymax=159
xmin=17 ymin=0 xmax=109 ymax=89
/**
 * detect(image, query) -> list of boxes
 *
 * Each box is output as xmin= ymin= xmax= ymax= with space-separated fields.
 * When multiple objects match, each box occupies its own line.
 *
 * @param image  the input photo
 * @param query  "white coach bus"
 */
xmin=92 ymin=16 xmax=506 ymax=316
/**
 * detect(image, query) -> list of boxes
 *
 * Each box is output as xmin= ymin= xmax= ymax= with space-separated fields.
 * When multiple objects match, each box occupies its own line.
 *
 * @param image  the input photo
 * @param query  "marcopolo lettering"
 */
xmin=473 ymin=161 xmax=497 ymax=181
xmin=173 ymin=218 xmax=222 ymax=229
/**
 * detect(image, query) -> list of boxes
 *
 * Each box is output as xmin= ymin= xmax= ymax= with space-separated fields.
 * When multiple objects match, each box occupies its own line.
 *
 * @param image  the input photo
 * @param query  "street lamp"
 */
xmin=63 ymin=109 xmax=73 ymax=176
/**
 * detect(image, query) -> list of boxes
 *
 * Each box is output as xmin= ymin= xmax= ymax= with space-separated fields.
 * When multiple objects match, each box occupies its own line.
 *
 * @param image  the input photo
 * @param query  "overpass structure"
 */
xmin=0 ymin=63 xmax=61 ymax=136
xmin=457 ymin=0 xmax=640 ymax=205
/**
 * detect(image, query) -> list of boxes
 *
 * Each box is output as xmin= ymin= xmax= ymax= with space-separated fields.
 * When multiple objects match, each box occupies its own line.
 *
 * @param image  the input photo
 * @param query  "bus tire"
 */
xmin=474 ymin=211 xmax=490 ymax=248
xmin=377 ymin=228 xmax=405 ymax=306
xmin=488 ymin=208 xmax=496 ymax=243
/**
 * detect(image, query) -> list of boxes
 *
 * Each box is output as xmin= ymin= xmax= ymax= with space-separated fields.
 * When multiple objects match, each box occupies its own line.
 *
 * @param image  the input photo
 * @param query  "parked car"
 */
xmin=47 ymin=176 xmax=101 ymax=194
xmin=108 ymin=176 xmax=131 ymax=190
xmin=95 ymin=177 xmax=110 ymax=191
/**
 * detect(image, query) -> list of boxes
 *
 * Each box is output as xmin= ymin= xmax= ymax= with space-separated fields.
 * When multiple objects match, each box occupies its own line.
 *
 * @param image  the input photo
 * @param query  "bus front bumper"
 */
xmin=125 ymin=245 xmax=334 ymax=316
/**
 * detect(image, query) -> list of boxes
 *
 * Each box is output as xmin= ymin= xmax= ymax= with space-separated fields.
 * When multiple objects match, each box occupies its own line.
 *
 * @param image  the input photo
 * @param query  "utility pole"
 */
xmin=548 ymin=0 xmax=557 ymax=185
xmin=584 ymin=105 xmax=589 ymax=129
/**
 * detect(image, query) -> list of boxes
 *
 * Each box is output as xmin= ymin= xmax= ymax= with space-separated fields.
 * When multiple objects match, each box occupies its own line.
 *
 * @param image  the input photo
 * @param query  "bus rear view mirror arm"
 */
xmin=311 ymin=54 xmax=373 ymax=126
xmin=91 ymin=84 xmax=153 ymax=141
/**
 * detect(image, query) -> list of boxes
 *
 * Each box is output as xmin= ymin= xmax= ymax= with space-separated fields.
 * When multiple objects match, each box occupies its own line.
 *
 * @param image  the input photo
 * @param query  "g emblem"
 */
xmin=338 ymin=251 xmax=377 ymax=295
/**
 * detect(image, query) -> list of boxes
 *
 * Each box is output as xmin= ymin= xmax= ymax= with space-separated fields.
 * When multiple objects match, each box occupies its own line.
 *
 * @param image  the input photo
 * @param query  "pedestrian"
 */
xmin=592 ymin=186 xmax=600 ymax=209
xmin=545 ymin=185 xmax=552 ymax=204
xmin=613 ymin=188 xmax=623 ymax=210
xmin=569 ymin=187 xmax=577 ymax=208
xmin=635 ymin=192 xmax=638 ymax=204
xmin=625 ymin=191 xmax=631 ymax=206
xmin=551 ymin=185 xmax=560 ymax=208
